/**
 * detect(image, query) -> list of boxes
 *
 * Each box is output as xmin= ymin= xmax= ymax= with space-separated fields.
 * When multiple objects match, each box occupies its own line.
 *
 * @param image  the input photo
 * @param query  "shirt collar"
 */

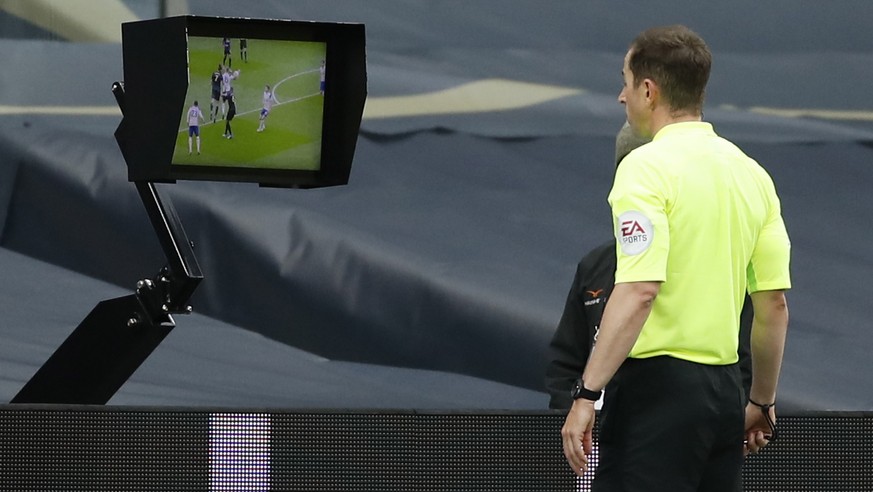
xmin=652 ymin=121 xmax=715 ymax=141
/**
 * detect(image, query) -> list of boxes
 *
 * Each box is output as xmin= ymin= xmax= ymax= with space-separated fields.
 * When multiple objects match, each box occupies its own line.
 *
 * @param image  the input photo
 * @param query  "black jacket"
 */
xmin=545 ymin=240 xmax=753 ymax=409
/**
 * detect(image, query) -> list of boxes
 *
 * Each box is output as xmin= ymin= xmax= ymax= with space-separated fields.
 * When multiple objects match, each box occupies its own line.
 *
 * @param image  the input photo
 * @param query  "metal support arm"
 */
xmin=10 ymin=82 xmax=204 ymax=405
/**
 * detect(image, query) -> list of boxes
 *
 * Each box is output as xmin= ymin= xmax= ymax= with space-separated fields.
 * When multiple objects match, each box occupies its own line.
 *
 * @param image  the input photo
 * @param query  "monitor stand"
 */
xmin=11 ymin=83 xmax=203 ymax=404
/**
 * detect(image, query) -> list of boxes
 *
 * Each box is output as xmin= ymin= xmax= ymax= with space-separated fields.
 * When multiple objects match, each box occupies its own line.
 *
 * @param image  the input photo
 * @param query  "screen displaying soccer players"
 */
xmin=172 ymin=37 xmax=327 ymax=172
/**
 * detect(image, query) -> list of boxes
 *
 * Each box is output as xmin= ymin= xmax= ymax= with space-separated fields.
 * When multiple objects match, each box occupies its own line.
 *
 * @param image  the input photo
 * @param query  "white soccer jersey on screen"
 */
xmin=222 ymin=70 xmax=239 ymax=93
xmin=187 ymin=106 xmax=203 ymax=126
xmin=263 ymin=90 xmax=278 ymax=111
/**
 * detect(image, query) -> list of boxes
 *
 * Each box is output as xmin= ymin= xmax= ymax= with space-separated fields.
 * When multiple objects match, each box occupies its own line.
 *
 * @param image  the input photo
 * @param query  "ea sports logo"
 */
xmin=617 ymin=211 xmax=653 ymax=255
xmin=621 ymin=220 xmax=646 ymax=236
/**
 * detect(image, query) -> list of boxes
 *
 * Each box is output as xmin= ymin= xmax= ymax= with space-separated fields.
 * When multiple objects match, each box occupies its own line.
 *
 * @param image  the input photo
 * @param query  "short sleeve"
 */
xmin=608 ymin=156 xmax=670 ymax=284
xmin=747 ymin=194 xmax=791 ymax=292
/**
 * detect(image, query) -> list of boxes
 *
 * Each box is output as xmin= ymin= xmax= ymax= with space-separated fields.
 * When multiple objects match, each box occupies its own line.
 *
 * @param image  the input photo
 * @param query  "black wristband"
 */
xmin=748 ymin=398 xmax=775 ymax=409
xmin=570 ymin=378 xmax=602 ymax=401
xmin=748 ymin=398 xmax=779 ymax=442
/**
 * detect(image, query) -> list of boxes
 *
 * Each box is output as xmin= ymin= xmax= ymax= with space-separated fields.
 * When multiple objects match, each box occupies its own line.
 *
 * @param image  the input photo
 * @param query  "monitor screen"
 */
xmin=116 ymin=16 xmax=366 ymax=188
xmin=173 ymin=37 xmax=326 ymax=172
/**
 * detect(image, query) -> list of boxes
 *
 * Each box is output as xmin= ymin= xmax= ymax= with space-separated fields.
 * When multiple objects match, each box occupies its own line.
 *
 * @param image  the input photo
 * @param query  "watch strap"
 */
xmin=570 ymin=378 xmax=602 ymax=401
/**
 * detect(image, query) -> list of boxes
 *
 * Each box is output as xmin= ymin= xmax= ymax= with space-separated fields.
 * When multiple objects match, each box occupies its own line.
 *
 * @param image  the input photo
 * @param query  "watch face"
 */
xmin=570 ymin=378 xmax=600 ymax=401
xmin=570 ymin=379 xmax=583 ymax=397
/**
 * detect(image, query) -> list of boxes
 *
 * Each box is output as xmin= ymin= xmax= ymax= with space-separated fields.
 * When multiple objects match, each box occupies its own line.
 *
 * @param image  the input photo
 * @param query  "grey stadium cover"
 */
xmin=1 ymin=1 xmax=872 ymax=411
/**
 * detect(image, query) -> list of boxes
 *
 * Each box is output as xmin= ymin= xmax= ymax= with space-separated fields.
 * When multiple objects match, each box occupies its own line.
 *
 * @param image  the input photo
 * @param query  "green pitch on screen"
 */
xmin=172 ymin=36 xmax=326 ymax=171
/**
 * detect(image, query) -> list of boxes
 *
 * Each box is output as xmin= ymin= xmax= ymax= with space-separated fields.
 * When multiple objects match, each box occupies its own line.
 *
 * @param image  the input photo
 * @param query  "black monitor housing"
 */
xmin=115 ymin=15 xmax=366 ymax=188
xmin=12 ymin=16 xmax=366 ymax=405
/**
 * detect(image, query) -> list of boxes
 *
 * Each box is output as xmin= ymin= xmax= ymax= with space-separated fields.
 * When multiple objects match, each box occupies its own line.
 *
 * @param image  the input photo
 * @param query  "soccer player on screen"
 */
xmin=210 ymin=64 xmax=222 ymax=122
xmin=239 ymin=38 xmax=248 ymax=63
xmin=223 ymin=90 xmax=236 ymax=139
xmin=222 ymin=37 xmax=232 ymax=67
xmin=220 ymin=66 xmax=240 ymax=119
xmin=257 ymin=84 xmax=279 ymax=132
xmin=186 ymin=101 xmax=205 ymax=154
xmin=319 ymin=59 xmax=326 ymax=95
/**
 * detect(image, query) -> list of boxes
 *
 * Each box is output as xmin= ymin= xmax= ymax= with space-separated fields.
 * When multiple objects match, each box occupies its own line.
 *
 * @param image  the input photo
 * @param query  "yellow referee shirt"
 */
xmin=608 ymin=122 xmax=791 ymax=365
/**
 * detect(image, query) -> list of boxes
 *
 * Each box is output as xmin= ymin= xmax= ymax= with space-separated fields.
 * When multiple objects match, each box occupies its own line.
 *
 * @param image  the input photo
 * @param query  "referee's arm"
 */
xmin=561 ymin=281 xmax=659 ymax=475
xmin=747 ymin=289 xmax=788 ymax=403
xmin=581 ymin=281 xmax=660 ymax=390
xmin=744 ymin=289 xmax=789 ymax=453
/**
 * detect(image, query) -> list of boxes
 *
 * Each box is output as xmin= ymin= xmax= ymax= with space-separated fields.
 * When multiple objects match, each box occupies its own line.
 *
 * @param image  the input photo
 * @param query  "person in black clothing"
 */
xmin=545 ymin=240 xmax=616 ymax=410
xmin=223 ymin=89 xmax=236 ymax=139
xmin=544 ymin=123 xmax=753 ymax=410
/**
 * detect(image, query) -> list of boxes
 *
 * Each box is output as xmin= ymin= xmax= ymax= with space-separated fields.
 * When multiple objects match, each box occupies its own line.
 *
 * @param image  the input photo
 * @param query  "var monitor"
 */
xmin=115 ymin=16 xmax=366 ymax=188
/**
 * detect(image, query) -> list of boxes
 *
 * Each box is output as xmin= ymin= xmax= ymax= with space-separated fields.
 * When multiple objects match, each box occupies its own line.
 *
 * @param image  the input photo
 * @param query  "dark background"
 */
xmin=1 ymin=0 xmax=871 ymax=411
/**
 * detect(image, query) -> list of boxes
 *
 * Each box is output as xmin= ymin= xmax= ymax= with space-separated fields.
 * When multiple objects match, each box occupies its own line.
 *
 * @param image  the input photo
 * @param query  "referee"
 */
xmin=545 ymin=124 xmax=756 ymax=411
xmin=561 ymin=25 xmax=791 ymax=491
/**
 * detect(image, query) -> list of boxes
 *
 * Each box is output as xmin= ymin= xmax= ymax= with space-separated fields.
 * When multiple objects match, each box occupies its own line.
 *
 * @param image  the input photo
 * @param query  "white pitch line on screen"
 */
xmin=237 ymin=92 xmax=321 ymax=119
xmin=178 ymin=67 xmax=321 ymax=132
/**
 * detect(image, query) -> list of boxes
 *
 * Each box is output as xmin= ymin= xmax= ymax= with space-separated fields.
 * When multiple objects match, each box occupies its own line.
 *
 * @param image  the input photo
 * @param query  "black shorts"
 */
xmin=593 ymin=356 xmax=744 ymax=492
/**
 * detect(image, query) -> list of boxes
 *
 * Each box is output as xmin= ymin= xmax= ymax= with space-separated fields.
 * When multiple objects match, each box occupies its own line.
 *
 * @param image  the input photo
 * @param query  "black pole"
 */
xmin=10 ymin=83 xmax=203 ymax=404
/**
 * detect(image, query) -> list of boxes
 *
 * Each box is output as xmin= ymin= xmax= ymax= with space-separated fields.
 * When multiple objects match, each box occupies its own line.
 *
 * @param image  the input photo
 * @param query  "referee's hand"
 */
xmin=561 ymin=399 xmax=596 ymax=476
xmin=744 ymin=402 xmax=776 ymax=455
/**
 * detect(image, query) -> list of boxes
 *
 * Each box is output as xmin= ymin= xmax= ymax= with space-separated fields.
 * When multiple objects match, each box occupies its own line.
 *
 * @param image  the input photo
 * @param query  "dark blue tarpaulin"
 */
xmin=1 ymin=0 xmax=872 ymax=410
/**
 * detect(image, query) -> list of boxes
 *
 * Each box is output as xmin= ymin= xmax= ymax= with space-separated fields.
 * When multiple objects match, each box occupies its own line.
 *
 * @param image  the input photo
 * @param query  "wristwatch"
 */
xmin=570 ymin=378 xmax=602 ymax=401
